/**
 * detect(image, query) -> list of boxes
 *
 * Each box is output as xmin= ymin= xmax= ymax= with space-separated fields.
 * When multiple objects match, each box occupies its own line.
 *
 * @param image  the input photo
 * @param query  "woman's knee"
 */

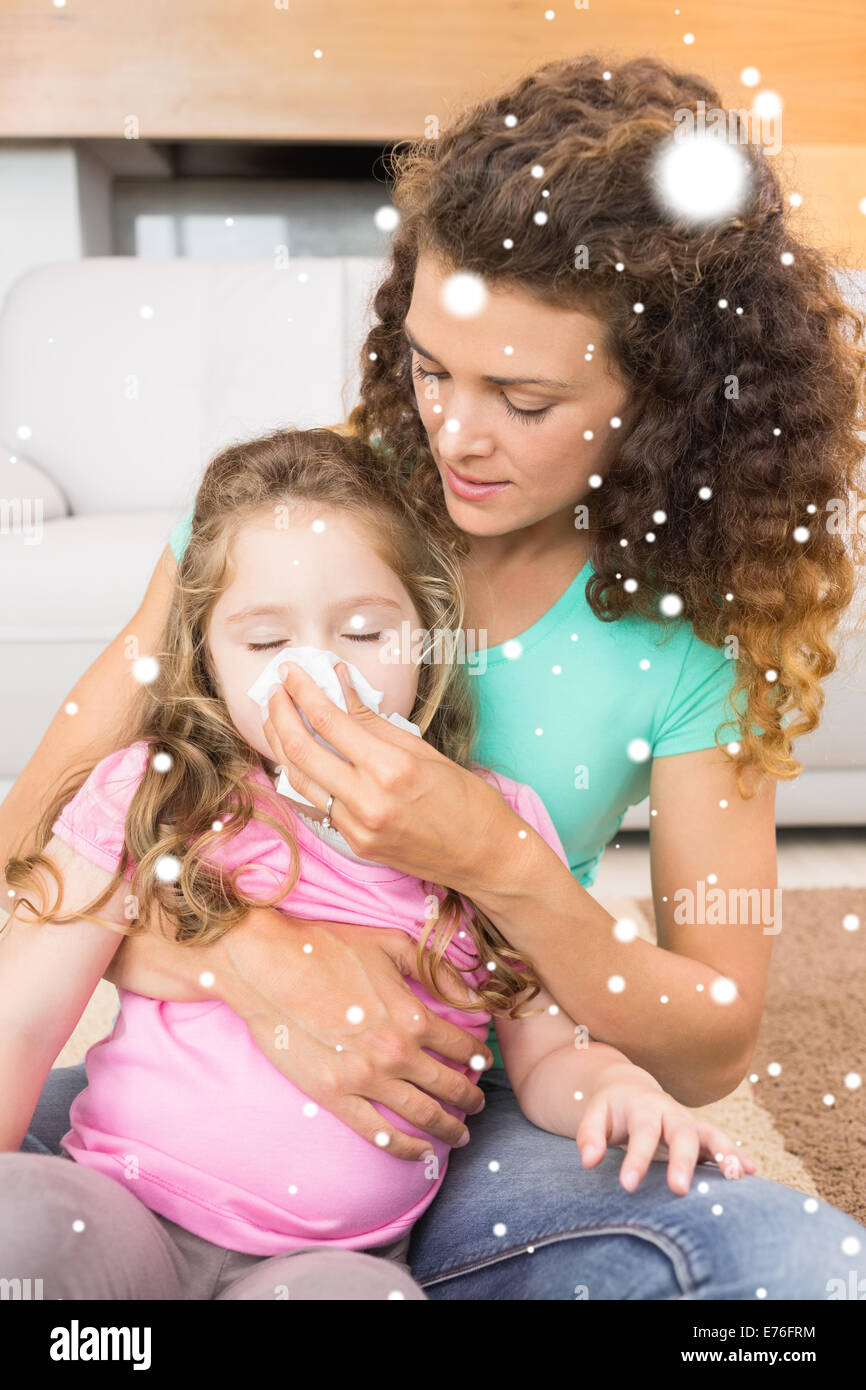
xmin=672 ymin=1177 xmax=866 ymax=1301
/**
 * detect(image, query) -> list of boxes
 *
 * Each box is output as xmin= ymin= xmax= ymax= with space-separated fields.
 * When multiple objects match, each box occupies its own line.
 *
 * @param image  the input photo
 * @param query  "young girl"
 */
xmin=0 ymin=427 xmax=755 ymax=1301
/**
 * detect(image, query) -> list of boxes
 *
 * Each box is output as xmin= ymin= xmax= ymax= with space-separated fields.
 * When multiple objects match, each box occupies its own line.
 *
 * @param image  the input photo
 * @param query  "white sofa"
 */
xmin=0 ymin=256 xmax=864 ymax=825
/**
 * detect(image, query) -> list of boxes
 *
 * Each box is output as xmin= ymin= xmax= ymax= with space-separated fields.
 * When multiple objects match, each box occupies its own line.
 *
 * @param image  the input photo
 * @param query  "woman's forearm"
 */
xmin=468 ymin=826 xmax=751 ymax=1106
xmin=0 ymin=547 xmax=176 ymax=893
xmin=199 ymin=907 xmax=304 ymax=1021
xmin=102 ymin=903 xmax=288 ymax=1008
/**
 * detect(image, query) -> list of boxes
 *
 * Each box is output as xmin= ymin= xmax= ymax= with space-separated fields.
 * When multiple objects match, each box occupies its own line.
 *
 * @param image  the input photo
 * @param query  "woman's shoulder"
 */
xmin=611 ymin=604 xmax=734 ymax=696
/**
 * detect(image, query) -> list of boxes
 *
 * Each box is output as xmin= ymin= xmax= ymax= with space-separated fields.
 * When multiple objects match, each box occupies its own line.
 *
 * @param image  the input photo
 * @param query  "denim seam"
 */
xmin=415 ymin=1222 xmax=700 ymax=1296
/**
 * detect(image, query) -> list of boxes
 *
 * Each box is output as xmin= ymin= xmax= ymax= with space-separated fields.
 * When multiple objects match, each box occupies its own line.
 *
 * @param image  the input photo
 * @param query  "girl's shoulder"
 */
xmin=469 ymin=765 xmax=570 ymax=870
xmin=470 ymin=763 xmax=519 ymax=803
xmin=51 ymin=741 xmax=152 ymax=871
xmin=81 ymin=740 xmax=152 ymax=803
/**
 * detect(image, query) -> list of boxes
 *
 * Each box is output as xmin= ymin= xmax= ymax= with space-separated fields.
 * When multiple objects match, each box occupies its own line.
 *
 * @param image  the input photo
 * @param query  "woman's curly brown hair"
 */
xmin=348 ymin=52 xmax=866 ymax=787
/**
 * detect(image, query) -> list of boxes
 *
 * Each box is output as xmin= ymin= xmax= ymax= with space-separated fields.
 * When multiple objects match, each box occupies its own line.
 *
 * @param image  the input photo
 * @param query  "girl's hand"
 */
xmin=577 ymin=1068 xmax=759 ymax=1196
xmin=259 ymin=661 xmax=513 ymax=893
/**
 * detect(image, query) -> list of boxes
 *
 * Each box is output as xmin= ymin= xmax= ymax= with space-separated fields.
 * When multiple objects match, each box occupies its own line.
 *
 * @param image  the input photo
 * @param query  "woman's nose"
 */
xmin=435 ymin=409 xmax=494 ymax=460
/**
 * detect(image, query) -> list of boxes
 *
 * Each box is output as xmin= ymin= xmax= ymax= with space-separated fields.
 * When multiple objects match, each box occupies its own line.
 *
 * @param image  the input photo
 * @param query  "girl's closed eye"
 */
xmin=246 ymin=633 xmax=383 ymax=652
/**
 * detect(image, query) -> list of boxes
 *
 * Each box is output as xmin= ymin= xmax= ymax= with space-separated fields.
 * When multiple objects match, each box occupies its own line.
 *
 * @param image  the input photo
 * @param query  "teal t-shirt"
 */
xmin=168 ymin=510 xmax=741 ymax=1071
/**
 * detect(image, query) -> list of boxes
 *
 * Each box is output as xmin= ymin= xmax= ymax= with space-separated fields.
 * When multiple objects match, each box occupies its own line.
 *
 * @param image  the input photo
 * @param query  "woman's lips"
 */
xmin=444 ymin=464 xmax=511 ymax=500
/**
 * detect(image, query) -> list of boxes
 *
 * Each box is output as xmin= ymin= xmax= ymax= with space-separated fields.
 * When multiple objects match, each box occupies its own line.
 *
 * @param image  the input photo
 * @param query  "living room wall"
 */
xmin=1 ymin=0 xmax=864 ymax=261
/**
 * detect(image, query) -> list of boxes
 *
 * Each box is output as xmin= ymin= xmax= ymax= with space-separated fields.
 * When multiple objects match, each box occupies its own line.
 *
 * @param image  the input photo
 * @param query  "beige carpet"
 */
xmin=635 ymin=887 xmax=865 ymax=1224
xmin=48 ymin=889 xmax=864 ymax=1222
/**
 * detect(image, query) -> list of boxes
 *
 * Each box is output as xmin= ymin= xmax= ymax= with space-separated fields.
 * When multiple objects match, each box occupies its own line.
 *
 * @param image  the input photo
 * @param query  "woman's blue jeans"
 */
xmin=22 ymin=1062 xmax=865 ymax=1300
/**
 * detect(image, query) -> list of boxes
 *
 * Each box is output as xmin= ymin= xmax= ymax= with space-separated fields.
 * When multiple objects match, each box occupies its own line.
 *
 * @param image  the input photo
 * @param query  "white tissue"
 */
xmin=246 ymin=645 xmax=421 ymax=807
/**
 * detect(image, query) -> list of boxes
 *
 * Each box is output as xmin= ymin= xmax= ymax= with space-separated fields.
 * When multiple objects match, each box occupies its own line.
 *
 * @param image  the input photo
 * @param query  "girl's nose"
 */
xmin=298 ymin=634 xmax=331 ymax=654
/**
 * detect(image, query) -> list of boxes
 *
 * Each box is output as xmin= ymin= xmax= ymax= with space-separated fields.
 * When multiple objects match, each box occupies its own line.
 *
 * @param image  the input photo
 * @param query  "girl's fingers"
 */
xmin=576 ymin=1100 xmax=759 ymax=1194
xmin=697 ymin=1125 xmax=757 ymax=1179
xmin=618 ymin=1116 xmax=663 ymax=1192
xmin=576 ymin=1095 xmax=611 ymax=1168
xmin=660 ymin=1117 xmax=701 ymax=1195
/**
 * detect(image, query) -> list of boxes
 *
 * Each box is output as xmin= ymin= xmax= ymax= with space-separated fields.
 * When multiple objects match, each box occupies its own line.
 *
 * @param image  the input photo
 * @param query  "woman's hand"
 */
xmin=259 ymin=661 xmax=514 ymax=893
xmin=576 ymin=1065 xmax=759 ymax=1196
xmin=223 ymin=911 xmax=494 ymax=1161
xmin=103 ymin=926 xmax=223 ymax=1002
xmin=104 ymin=905 xmax=494 ymax=1162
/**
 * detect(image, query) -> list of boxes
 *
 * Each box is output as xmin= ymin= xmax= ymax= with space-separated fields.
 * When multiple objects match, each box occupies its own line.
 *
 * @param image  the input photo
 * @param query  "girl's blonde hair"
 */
xmin=4 ymin=427 xmax=540 ymax=1021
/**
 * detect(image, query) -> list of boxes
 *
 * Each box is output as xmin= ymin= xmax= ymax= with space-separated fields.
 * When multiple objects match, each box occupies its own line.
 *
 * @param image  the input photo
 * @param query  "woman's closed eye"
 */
xmin=411 ymin=359 xmax=552 ymax=423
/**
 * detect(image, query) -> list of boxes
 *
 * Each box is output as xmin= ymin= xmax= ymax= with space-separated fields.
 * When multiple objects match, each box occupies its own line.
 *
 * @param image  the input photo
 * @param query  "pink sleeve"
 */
xmin=511 ymin=782 xmax=572 ymax=977
xmin=469 ymin=771 xmax=571 ymax=978
xmin=51 ymin=740 xmax=151 ymax=877
xmin=510 ymin=782 xmax=571 ymax=872
xmin=472 ymin=766 xmax=570 ymax=871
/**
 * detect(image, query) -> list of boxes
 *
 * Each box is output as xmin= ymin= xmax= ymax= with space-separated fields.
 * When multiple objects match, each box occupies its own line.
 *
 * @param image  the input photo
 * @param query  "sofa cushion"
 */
xmin=0 ymin=511 xmax=179 ymax=639
xmin=0 ymin=257 xmax=380 ymax=516
xmin=0 ymin=445 xmax=69 ymax=522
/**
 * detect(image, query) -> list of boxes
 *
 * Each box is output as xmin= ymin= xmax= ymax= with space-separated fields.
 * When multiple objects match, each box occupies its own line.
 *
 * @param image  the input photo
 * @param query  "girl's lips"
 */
xmin=444 ymin=464 xmax=511 ymax=499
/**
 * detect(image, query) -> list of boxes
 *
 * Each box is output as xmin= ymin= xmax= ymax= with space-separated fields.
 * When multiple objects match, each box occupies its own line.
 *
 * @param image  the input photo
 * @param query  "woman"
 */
xmin=5 ymin=53 xmax=865 ymax=1298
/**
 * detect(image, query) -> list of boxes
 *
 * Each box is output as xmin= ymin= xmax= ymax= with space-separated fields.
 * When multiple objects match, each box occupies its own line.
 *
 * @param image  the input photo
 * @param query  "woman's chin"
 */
xmin=442 ymin=492 xmax=510 ymax=536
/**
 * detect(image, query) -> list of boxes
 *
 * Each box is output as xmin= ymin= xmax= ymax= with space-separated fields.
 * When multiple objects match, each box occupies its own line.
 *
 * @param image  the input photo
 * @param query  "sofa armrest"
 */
xmin=0 ymin=445 xmax=69 ymax=521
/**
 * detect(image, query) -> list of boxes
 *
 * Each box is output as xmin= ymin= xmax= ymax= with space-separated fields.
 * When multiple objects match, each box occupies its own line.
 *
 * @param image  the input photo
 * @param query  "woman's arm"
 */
xmin=0 ymin=836 xmax=127 ymax=1150
xmin=468 ymin=746 xmax=777 ymax=1107
xmin=258 ymin=665 xmax=774 ymax=1108
xmin=107 ymin=904 xmax=493 ymax=1161
xmin=0 ymin=544 xmax=178 ymax=891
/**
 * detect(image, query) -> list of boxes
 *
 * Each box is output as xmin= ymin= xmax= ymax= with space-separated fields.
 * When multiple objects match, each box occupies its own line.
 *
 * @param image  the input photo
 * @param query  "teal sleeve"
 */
xmin=168 ymin=508 xmax=194 ymax=565
xmin=652 ymin=632 xmax=744 ymax=757
xmin=485 ymin=1021 xmax=505 ymax=1073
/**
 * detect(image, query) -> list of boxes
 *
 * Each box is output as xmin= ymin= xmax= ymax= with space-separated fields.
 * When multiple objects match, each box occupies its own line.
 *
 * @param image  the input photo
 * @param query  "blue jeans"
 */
xmin=23 ymin=1063 xmax=865 ymax=1300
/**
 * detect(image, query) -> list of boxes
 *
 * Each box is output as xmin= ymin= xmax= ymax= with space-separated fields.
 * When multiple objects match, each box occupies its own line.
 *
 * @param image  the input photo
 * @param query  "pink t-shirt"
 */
xmin=51 ymin=739 xmax=569 ymax=1255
